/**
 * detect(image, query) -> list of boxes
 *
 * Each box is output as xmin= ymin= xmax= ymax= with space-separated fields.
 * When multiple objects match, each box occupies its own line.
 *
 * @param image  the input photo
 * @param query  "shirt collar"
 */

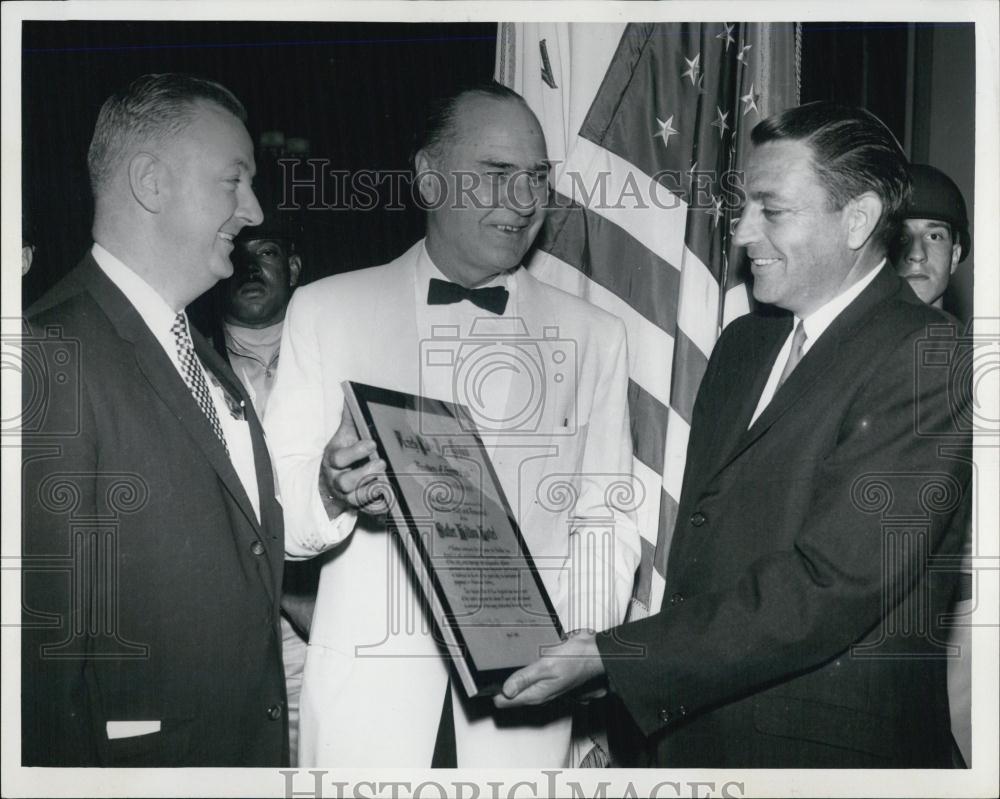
xmin=92 ymin=242 xmax=183 ymax=344
xmin=797 ymin=259 xmax=884 ymax=353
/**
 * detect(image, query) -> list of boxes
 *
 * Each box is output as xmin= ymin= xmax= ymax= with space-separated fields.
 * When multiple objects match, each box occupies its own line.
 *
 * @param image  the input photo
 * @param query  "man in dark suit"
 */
xmin=495 ymin=102 xmax=972 ymax=767
xmin=21 ymin=73 xmax=288 ymax=766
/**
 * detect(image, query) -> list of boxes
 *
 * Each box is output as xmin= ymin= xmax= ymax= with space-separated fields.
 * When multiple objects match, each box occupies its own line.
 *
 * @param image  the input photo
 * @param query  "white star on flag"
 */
xmin=682 ymin=54 xmax=701 ymax=86
xmin=741 ymin=83 xmax=760 ymax=116
xmin=716 ymin=23 xmax=735 ymax=51
xmin=711 ymin=106 xmax=730 ymax=138
xmin=737 ymin=43 xmax=753 ymax=64
xmin=654 ymin=115 xmax=679 ymax=148
xmin=706 ymin=195 xmax=724 ymax=227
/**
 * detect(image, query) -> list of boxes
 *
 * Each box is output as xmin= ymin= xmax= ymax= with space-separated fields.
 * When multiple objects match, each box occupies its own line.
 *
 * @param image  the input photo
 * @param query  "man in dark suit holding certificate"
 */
xmin=21 ymin=73 xmax=288 ymax=766
xmin=495 ymin=102 xmax=972 ymax=768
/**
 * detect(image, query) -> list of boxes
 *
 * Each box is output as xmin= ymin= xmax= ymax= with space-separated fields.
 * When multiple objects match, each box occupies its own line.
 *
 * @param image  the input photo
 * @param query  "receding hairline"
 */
xmin=426 ymin=93 xmax=545 ymax=162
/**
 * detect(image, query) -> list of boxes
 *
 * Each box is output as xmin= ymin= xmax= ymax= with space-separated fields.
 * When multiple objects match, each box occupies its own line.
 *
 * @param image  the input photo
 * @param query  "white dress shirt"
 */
xmin=92 ymin=243 xmax=261 ymax=521
xmin=750 ymin=260 xmax=884 ymax=427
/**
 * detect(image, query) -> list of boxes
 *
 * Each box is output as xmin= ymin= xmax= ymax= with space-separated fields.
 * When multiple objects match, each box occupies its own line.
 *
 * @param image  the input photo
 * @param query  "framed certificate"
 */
xmin=342 ymin=381 xmax=565 ymax=698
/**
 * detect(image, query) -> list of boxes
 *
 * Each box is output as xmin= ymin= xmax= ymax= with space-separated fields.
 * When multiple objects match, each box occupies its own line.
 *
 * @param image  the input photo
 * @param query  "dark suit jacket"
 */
xmin=201 ymin=310 xmax=322 ymax=640
xmin=21 ymin=253 xmax=288 ymax=766
xmin=598 ymin=266 xmax=971 ymax=767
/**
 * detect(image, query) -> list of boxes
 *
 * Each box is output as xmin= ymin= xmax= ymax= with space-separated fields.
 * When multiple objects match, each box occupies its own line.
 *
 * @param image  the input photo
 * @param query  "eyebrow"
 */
xmin=747 ymin=190 xmax=783 ymax=203
xmin=478 ymin=158 xmax=550 ymax=172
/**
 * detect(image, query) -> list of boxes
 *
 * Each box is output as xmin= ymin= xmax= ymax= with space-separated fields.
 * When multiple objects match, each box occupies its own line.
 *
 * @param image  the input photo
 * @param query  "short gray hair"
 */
xmin=87 ymin=73 xmax=247 ymax=197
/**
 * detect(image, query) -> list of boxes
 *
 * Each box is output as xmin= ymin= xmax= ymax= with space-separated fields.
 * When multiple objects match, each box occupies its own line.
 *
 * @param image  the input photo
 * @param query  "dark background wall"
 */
xmin=909 ymin=24 xmax=976 ymax=321
xmin=21 ymin=21 xmax=497 ymax=305
xmin=799 ymin=21 xmax=975 ymax=320
xmin=22 ymin=21 xmax=976 ymax=321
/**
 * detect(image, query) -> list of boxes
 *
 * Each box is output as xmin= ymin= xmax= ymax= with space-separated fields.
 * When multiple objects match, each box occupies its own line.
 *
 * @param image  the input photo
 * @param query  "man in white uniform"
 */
xmin=265 ymin=83 xmax=640 ymax=767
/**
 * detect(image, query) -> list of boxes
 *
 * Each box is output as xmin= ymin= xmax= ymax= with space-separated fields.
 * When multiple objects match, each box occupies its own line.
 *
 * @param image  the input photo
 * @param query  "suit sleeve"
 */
xmin=266 ymin=288 xmax=356 ymax=558
xmin=565 ymin=317 xmax=642 ymax=632
xmin=597 ymin=322 xmax=971 ymax=736
xmin=21 ymin=319 xmax=100 ymax=765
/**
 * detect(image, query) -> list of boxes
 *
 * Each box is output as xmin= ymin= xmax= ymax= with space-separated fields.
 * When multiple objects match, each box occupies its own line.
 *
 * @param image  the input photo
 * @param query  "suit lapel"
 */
xmin=192 ymin=331 xmax=275 ymax=544
xmin=705 ymin=315 xmax=790 ymax=479
xmin=77 ymin=256 xmax=264 ymax=538
xmin=711 ymin=265 xmax=901 ymax=479
xmin=194 ymin=333 xmax=281 ymax=602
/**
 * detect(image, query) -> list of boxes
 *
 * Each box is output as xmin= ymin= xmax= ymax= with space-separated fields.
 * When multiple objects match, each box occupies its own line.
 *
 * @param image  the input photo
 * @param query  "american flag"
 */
xmin=498 ymin=22 xmax=800 ymax=622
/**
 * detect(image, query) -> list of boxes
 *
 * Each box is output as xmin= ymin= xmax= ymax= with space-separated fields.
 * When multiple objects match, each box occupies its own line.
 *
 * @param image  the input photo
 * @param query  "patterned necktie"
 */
xmin=171 ymin=313 xmax=229 ymax=455
xmin=777 ymin=320 xmax=808 ymax=389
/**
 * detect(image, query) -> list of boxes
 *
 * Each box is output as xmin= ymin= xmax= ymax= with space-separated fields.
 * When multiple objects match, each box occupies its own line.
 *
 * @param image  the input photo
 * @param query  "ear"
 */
xmin=414 ymin=148 xmax=443 ymax=207
xmin=949 ymin=242 xmax=961 ymax=274
xmin=128 ymin=152 xmax=164 ymax=213
xmin=844 ymin=191 xmax=883 ymax=250
xmin=288 ymin=254 xmax=302 ymax=287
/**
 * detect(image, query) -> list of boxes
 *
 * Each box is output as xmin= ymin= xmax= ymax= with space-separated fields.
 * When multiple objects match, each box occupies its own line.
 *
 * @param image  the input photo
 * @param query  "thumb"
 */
xmin=501 ymin=672 xmax=524 ymax=699
xmin=334 ymin=401 xmax=361 ymax=446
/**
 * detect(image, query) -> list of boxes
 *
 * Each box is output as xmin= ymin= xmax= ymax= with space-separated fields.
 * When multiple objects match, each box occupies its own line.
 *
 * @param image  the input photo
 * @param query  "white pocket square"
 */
xmin=106 ymin=720 xmax=161 ymax=740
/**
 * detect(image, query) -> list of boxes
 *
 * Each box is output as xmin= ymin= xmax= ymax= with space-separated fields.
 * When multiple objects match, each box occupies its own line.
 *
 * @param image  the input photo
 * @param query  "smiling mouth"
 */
xmin=493 ymin=224 xmax=526 ymax=234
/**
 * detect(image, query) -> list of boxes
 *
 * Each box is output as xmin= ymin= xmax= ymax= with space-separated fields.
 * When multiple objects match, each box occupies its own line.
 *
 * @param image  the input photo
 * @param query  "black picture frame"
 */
xmin=342 ymin=381 xmax=565 ymax=698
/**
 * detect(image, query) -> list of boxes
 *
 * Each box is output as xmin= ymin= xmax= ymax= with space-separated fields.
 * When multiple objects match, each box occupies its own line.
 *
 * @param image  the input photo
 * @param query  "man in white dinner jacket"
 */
xmin=265 ymin=82 xmax=641 ymax=767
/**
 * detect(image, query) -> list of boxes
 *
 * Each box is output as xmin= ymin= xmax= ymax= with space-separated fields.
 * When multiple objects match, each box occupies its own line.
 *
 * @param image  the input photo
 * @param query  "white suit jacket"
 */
xmin=266 ymin=240 xmax=640 ymax=766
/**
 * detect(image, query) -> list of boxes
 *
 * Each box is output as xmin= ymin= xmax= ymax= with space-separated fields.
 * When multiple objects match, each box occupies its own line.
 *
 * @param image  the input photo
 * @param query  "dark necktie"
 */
xmin=427 ymin=277 xmax=509 ymax=315
xmin=777 ymin=320 xmax=808 ymax=389
xmin=171 ymin=313 xmax=229 ymax=455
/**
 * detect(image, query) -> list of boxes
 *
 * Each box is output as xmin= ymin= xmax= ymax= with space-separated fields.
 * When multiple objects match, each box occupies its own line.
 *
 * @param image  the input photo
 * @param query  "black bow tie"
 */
xmin=427 ymin=278 xmax=509 ymax=315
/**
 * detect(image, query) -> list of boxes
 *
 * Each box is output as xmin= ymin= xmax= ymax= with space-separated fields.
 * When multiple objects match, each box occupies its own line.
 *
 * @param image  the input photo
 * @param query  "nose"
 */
xmin=238 ymin=257 xmax=263 ymax=279
xmin=237 ymin=184 xmax=264 ymax=228
xmin=505 ymin=172 xmax=546 ymax=217
xmin=732 ymin=206 xmax=757 ymax=247
xmin=905 ymin=237 xmax=926 ymax=264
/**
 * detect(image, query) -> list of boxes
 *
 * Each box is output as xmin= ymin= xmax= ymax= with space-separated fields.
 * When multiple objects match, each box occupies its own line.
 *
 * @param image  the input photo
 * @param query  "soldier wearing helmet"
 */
xmin=893 ymin=163 xmax=971 ymax=308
